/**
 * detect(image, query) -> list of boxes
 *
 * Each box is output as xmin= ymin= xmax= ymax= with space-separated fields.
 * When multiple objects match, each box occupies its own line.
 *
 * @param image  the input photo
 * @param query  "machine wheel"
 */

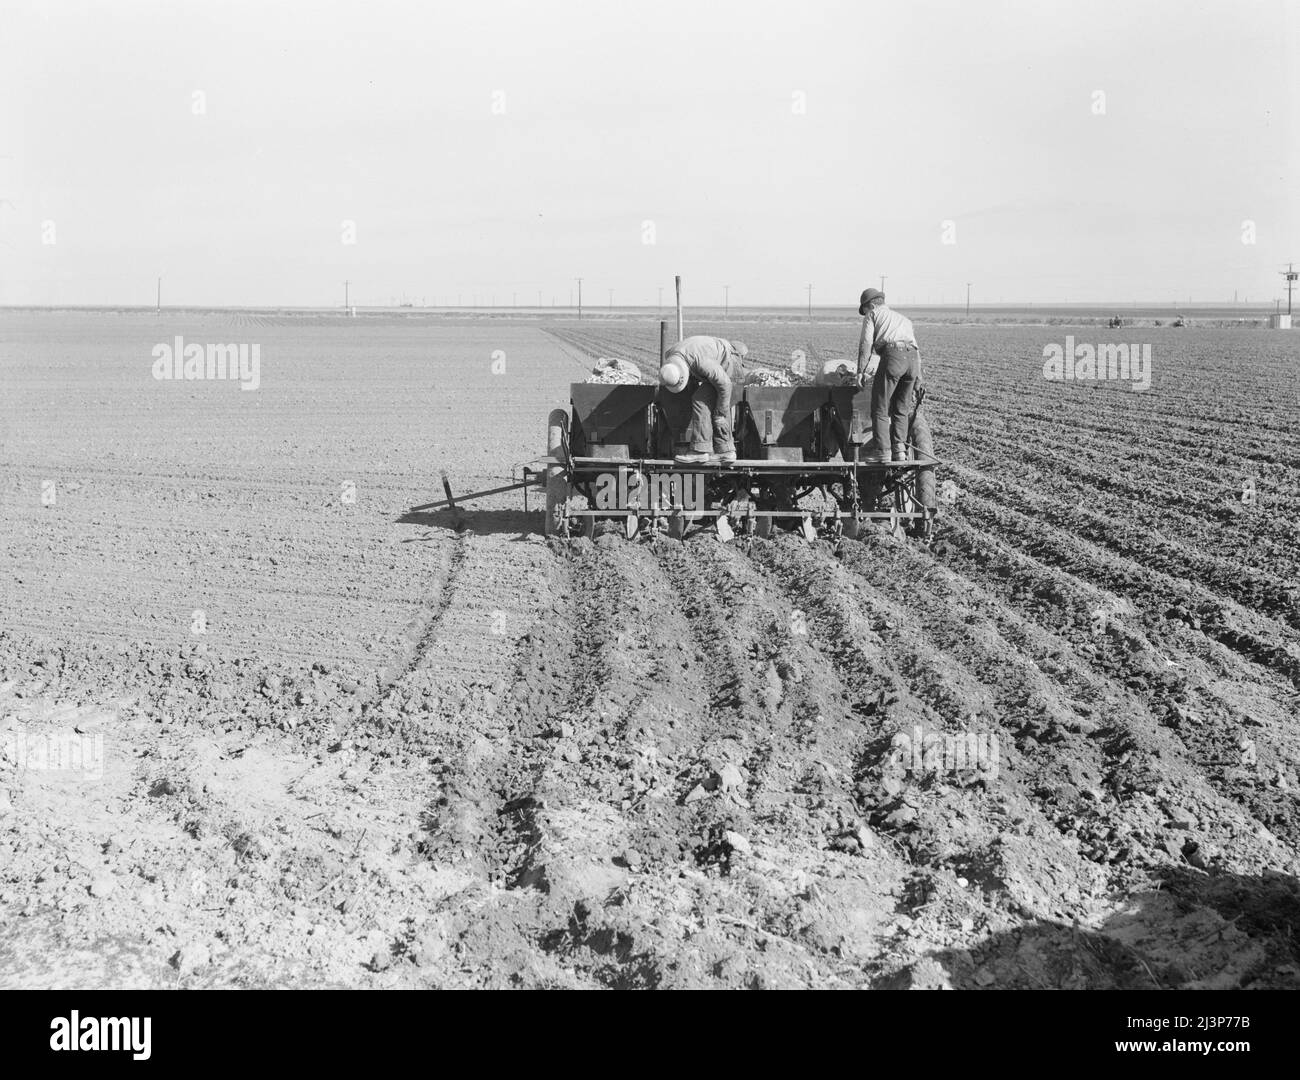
xmin=911 ymin=410 xmax=936 ymax=512
xmin=544 ymin=409 xmax=570 ymax=537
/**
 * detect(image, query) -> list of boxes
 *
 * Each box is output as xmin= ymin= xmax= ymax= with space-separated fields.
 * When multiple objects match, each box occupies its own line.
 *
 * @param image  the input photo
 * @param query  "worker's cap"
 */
xmin=659 ymin=358 xmax=689 ymax=393
xmin=859 ymin=288 xmax=885 ymax=315
xmin=730 ymin=341 xmax=749 ymax=358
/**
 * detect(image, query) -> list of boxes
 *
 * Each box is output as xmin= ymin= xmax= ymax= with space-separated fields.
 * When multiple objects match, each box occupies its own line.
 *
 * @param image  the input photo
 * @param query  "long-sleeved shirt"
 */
xmin=857 ymin=305 xmax=918 ymax=369
xmin=663 ymin=336 xmax=740 ymax=418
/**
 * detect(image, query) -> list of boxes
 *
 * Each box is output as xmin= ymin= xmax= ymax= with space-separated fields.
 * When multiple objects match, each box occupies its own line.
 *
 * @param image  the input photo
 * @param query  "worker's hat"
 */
xmin=659 ymin=358 xmax=690 ymax=393
xmin=859 ymin=288 xmax=885 ymax=315
xmin=730 ymin=341 xmax=749 ymax=358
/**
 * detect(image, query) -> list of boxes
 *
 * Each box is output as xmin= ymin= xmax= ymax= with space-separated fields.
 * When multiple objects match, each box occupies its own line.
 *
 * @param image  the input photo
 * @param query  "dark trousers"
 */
xmin=870 ymin=344 xmax=921 ymax=458
xmin=661 ymin=357 xmax=741 ymax=454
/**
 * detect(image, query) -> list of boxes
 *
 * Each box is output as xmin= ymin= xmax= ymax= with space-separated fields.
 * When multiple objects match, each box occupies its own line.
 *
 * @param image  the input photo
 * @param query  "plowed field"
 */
xmin=2 ymin=311 xmax=1298 ymax=989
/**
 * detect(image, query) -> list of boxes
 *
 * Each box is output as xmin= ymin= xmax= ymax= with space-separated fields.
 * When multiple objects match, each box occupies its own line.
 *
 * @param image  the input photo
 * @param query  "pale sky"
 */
xmin=2 ymin=0 xmax=1296 ymax=307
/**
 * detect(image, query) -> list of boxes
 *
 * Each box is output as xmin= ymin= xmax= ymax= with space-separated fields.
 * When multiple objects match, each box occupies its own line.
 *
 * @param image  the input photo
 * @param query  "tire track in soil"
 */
xmin=356 ymin=533 xmax=592 ymax=987
xmin=373 ymin=530 xmax=766 ymax=987
xmin=397 ymin=531 xmax=816 ymax=988
xmin=455 ymin=534 xmax=892 ymax=987
xmin=363 ymin=532 xmax=470 ymax=715
xmin=419 ymin=530 xmax=945 ymax=987
xmin=648 ymin=534 xmax=927 ymax=985
xmin=514 ymin=536 xmax=719 ymax=987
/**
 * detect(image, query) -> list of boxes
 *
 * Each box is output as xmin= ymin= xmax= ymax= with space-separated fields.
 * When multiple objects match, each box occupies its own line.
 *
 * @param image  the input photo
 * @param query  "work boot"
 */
xmin=860 ymin=439 xmax=887 ymax=464
xmin=674 ymin=451 xmax=710 ymax=464
xmin=716 ymin=451 xmax=737 ymax=465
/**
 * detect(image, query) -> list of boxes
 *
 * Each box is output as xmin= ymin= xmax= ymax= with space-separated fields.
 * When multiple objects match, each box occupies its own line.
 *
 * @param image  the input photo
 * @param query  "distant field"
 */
xmin=2 ymin=302 xmax=1283 ymax=328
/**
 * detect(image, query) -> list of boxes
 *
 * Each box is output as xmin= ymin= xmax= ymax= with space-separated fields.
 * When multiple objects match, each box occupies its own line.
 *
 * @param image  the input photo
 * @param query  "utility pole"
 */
xmin=806 ymin=283 xmax=812 ymax=320
xmin=966 ymin=282 xmax=972 ymax=316
xmin=576 ymin=278 xmax=583 ymax=320
xmin=1282 ymin=263 xmax=1297 ymax=315
xmin=879 ymin=275 xmax=886 ymax=294
xmin=343 ymin=280 xmax=349 ymax=309
xmin=156 ymin=277 xmax=161 ymax=314
xmin=724 ymin=285 xmax=730 ymax=320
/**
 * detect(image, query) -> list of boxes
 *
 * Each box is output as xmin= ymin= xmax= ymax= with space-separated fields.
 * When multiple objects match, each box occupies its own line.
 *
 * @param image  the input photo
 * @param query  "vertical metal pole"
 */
xmin=660 ymin=320 xmax=667 ymax=364
xmin=675 ymin=275 xmax=683 ymax=341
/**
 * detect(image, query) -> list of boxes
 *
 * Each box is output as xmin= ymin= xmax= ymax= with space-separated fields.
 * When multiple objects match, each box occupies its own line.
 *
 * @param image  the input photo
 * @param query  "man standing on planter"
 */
xmin=856 ymin=288 xmax=921 ymax=462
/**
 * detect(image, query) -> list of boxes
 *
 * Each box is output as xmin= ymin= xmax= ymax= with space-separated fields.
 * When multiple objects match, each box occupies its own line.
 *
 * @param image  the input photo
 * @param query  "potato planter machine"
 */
xmin=423 ymin=380 xmax=940 ymax=543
